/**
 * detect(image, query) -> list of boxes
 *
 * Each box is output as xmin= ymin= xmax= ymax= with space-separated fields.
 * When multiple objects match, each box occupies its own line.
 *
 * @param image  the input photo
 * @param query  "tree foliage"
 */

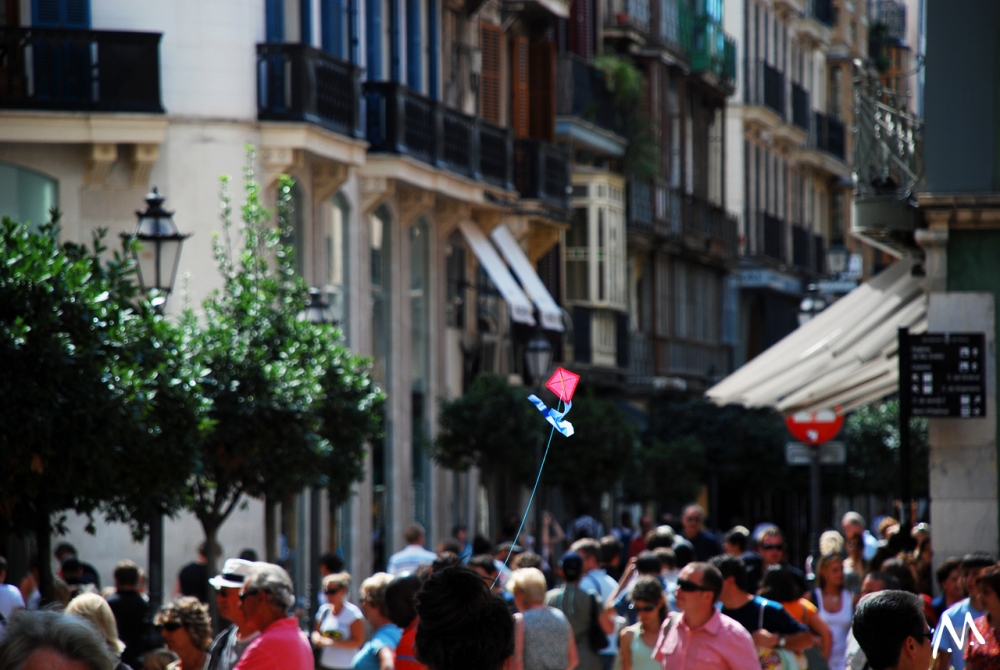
xmin=0 ymin=214 xmax=204 ymax=599
xmin=544 ymin=389 xmax=637 ymax=505
xmin=840 ymin=399 xmax=929 ymax=497
xmin=178 ymin=150 xmax=383 ymax=563
xmin=433 ymin=373 xmax=541 ymax=485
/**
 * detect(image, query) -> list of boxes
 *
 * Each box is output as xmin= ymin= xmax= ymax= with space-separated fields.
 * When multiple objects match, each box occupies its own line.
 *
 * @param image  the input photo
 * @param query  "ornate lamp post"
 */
xmin=524 ymin=328 xmax=553 ymax=556
xmin=298 ymin=287 xmax=336 ymax=628
xmin=122 ymin=188 xmax=191 ymax=313
xmin=120 ymin=188 xmax=191 ymax=616
xmin=797 ymin=284 xmax=827 ymax=326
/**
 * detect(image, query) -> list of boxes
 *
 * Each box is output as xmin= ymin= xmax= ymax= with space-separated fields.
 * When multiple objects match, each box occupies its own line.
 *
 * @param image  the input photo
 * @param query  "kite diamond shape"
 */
xmin=545 ymin=367 xmax=580 ymax=404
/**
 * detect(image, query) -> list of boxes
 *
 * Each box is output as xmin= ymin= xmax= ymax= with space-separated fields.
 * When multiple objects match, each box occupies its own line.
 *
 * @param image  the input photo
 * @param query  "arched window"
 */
xmin=324 ymin=193 xmax=350 ymax=330
xmin=0 ymin=162 xmax=58 ymax=232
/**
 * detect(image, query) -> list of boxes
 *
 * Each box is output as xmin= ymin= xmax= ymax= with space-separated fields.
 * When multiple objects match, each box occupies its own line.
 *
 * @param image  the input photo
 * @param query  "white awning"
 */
xmin=490 ymin=224 xmax=565 ymax=332
xmin=706 ymin=257 xmax=926 ymax=414
xmin=458 ymin=221 xmax=536 ymax=326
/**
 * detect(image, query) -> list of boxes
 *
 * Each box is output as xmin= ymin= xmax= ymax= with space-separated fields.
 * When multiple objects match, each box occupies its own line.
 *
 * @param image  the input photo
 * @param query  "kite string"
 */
xmin=492 ymin=398 xmax=562 ymax=590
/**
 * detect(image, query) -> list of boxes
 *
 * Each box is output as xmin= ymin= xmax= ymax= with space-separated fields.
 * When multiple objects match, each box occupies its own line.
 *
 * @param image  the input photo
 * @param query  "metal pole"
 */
xmin=148 ymin=513 xmax=164 ymax=615
xmin=810 ymin=445 xmax=821 ymax=568
xmin=898 ymin=327 xmax=912 ymax=530
xmin=309 ymin=487 xmax=321 ymax=628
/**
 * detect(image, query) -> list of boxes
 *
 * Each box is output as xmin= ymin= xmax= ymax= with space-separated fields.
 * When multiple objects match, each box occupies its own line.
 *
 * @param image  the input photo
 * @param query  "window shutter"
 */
xmin=479 ymin=22 xmax=502 ymax=125
xmin=321 ymin=0 xmax=344 ymax=57
xmin=569 ymin=0 xmax=592 ymax=59
xmin=266 ymin=0 xmax=285 ymax=41
xmin=33 ymin=0 xmax=89 ymax=27
xmin=528 ymin=42 xmax=555 ymax=142
xmin=510 ymin=36 xmax=529 ymax=138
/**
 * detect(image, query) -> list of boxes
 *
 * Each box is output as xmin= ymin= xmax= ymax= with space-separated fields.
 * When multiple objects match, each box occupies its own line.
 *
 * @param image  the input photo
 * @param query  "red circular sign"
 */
xmin=785 ymin=410 xmax=844 ymax=445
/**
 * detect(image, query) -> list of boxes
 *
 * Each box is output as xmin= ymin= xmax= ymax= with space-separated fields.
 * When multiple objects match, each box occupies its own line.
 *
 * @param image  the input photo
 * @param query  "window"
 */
xmin=445 ymin=237 xmax=467 ymax=329
xmin=324 ymin=194 xmax=349 ymax=329
xmin=410 ymin=217 xmax=430 ymax=530
xmin=566 ymin=175 xmax=626 ymax=310
xmin=479 ymin=23 xmax=502 ymax=125
xmin=370 ymin=206 xmax=391 ymax=388
xmin=830 ymin=189 xmax=845 ymax=246
xmin=829 ymin=66 xmax=842 ymax=119
xmin=0 ymin=162 xmax=57 ymax=232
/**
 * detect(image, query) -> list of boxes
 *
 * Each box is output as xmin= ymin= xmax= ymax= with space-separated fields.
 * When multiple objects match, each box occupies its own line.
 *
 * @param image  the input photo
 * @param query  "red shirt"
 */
xmin=395 ymin=620 xmax=426 ymax=670
xmin=653 ymin=609 xmax=759 ymax=670
xmin=234 ymin=617 xmax=313 ymax=670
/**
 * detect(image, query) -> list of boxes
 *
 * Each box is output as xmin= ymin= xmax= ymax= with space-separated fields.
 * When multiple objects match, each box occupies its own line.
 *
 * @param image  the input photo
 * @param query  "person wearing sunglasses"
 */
xmin=233 ymin=563 xmax=313 ymax=670
xmin=206 ymin=558 xmax=258 ymax=670
xmin=966 ymin=564 xmax=1000 ymax=670
xmin=312 ymin=573 xmax=364 ymax=670
xmin=755 ymin=526 xmax=807 ymax=596
xmin=850 ymin=590 xmax=933 ymax=670
xmin=651 ymin=562 xmax=758 ymax=669
xmin=154 ymin=596 xmax=213 ymax=670
xmin=619 ymin=577 xmax=666 ymax=670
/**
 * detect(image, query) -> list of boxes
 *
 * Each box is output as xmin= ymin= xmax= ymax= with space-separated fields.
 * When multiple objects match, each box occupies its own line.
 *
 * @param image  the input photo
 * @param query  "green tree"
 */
xmin=625 ymin=436 xmax=708 ymax=510
xmin=434 ymin=373 xmax=542 ymax=526
xmin=177 ymin=151 xmax=383 ymax=591
xmin=840 ymin=400 xmax=929 ymax=497
xmin=0 ymin=215 xmax=203 ymax=601
xmin=544 ymin=389 xmax=636 ymax=509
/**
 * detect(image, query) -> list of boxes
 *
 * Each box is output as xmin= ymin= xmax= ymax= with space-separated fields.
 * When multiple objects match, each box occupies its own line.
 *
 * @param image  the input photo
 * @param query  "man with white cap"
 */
xmin=208 ymin=558 xmax=260 ymax=670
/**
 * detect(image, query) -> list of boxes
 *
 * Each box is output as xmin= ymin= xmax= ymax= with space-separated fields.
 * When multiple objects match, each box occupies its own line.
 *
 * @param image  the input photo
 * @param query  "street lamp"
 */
xmin=299 ymin=286 xmax=336 ymax=629
xmin=119 ymin=188 xmax=190 ymax=617
xmin=798 ymin=284 xmax=827 ymax=326
xmin=122 ymin=188 xmax=191 ymax=312
xmin=827 ymin=247 xmax=850 ymax=279
xmin=524 ymin=327 xmax=553 ymax=557
xmin=298 ymin=287 xmax=337 ymax=325
xmin=524 ymin=330 xmax=553 ymax=385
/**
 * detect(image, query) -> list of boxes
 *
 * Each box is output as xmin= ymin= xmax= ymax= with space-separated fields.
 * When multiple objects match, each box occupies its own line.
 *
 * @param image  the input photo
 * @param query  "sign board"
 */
xmin=785 ymin=410 xmax=845 ymax=445
xmin=786 ymin=442 xmax=847 ymax=466
xmin=900 ymin=332 xmax=987 ymax=418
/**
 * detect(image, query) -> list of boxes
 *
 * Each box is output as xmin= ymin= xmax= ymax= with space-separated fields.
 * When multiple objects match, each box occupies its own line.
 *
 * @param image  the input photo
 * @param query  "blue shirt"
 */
xmin=352 ymin=624 xmax=402 ymax=670
xmin=931 ymin=598 xmax=984 ymax=670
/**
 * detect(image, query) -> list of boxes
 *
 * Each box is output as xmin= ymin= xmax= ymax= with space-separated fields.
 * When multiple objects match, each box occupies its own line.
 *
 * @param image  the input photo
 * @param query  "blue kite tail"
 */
xmin=527 ymin=395 xmax=574 ymax=437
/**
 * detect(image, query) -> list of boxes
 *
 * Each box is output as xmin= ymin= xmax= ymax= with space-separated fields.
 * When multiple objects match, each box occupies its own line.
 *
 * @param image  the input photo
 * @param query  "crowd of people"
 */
xmin=0 ymin=506 xmax=996 ymax=670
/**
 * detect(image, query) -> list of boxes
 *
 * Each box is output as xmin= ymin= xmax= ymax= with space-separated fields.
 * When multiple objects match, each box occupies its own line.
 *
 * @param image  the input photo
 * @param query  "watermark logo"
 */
xmin=933 ymin=612 xmax=986 ymax=658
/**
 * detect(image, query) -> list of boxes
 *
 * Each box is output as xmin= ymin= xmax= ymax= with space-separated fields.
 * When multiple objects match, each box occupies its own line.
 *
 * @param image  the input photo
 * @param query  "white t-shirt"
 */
xmin=0 ymin=584 xmax=25 ymax=638
xmin=317 ymin=601 xmax=364 ymax=669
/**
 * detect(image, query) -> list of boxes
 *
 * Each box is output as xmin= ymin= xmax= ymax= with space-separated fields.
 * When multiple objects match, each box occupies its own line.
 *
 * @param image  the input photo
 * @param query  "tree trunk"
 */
xmin=34 ymin=509 xmax=54 ymax=606
xmin=201 ymin=520 xmax=223 ymax=634
xmin=265 ymin=496 xmax=278 ymax=563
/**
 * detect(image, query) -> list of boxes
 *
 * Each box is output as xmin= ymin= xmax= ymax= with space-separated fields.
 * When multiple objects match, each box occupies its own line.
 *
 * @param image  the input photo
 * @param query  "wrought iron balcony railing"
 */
xmin=364 ymin=80 xmax=514 ymax=190
xmin=257 ymin=42 xmax=362 ymax=138
xmin=514 ymin=139 xmax=570 ymax=212
xmin=0 ymin=27 xmax=162 ymax=112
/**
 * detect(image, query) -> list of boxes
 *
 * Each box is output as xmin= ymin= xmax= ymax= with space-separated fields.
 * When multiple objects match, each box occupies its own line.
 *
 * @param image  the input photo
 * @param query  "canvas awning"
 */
xmin=490 ymin=224 xmax=565 ymax=332
xmin=706 ymin=257 xmax=927 ymax=414
xmin=458 ymin=221 xmax=536 ymax=326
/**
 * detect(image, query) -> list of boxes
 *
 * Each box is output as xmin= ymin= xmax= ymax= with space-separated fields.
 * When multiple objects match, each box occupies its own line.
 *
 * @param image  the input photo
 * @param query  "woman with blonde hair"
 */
xmin=352 ymin=573 xmax=401 ymax=670
xmin=506 ymin=567 xmax=577 ymax=670
xmin=313 ymin=572 xmax=364 ymax=669
xmin=154 ymin=597 xmax=212 ymax=670
xmin=65 ymin=593 xmax=130 ymax=669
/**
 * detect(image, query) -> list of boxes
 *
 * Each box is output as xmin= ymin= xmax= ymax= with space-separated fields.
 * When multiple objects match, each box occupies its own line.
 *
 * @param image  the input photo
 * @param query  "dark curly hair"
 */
xmin=415 ymin=566 xmax=514 ymax=670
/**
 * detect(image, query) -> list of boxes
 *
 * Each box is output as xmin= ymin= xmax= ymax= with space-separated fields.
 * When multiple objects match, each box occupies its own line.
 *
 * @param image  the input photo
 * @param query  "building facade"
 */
xmin=0 ymin=0 xmax=571 ymax=597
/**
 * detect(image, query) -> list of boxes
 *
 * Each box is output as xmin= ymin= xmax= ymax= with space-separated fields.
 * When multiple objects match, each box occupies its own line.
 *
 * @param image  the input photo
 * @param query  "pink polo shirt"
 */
xmin=653 ymin=609 xmax=759 ymax=670
xmin=234 ymin=616 xmax=313 ymax=670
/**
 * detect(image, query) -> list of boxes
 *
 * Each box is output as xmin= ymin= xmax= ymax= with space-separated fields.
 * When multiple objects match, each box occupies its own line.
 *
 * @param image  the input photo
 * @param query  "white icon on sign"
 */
xmin=923 ymin=373 xmax=933 ymax=383
xmin=962 ymin=407 xmax=971 ymax=417
xmin=960 ymin=361 xmax=970 ymax=372
xmin=972 ymin=362 xmax=979 ymax=371
xmin=912 ymin=385 xmax=920 ymax=394
xmin=961 ymin=395 xmax=971 ymax=405
xmin=960 ymin=347 xmax=970 ymax=358
xmin=973 ymin=347 xmax=980 ymax=357
xmin=976 ymin=396 xmax=983 ymax=404
xmin=974 ymin=408 xmax=982 ymax=416
xmin=923 ymin=385 xmax=933 ymax=395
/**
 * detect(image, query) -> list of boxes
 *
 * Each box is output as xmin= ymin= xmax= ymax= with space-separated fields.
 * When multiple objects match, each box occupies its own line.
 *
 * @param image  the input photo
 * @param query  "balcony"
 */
xmin=257 ymin=43 xmax=362 ymax=138
xmin=628 ymin=177 xmax=654 ymax=234
xmin=814 ymin=111 xmax=845 ymax=160
xmin=0 ymin=27 xmax=162 ymax=112
xmin=682 ymin=194 xmax=739 ymax=259
xmin=651 ymin=0 xmax=693 ymax=54
xmin=763 ymin=63 xmax=785 ymax=117
xmin=761 ymin=212 xmax=785 ymax=263
xmin=604 ymin=0 xmax=651 ymax=46
xmin=364 ymin=81 xmax=514 ymax=190
xmin=571 ymin=306 xmax=628 ymax=370
xmin=811 ymin=0 xmax=835 ymax=26
xmin=690 ymin=18 xmax=736 ymax=85
xmin=744 ymin=61 xmax=784 ymax=129
xmin=555 ymin=54 xmax=628 ymax=157
xmin=791 ymin=83 xmax=810 ymax=130
xmin=514 ymin=139 xmax=570 ymax=213
xmin=654 ymin=336 xmax=729 ymax=378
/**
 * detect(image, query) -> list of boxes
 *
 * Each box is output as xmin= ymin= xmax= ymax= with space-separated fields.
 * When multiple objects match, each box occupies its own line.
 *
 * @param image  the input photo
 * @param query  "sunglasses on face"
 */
xmin=912 ymin=630 xmax=935 ymax=643
xmin=239 ymin=588 xmax=260 ymax=601
xmin=630 ymin=603 xmax=658 ymax=613
xmin=325 ymin=587 xmax=343 ymax=595
xmin=157 ymin=621 xmax=183 ymax=632
xmin=761 ymin=544 xmax=784 ymax=551
xmin=676 ymin=578 xmax=713 ymax=593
